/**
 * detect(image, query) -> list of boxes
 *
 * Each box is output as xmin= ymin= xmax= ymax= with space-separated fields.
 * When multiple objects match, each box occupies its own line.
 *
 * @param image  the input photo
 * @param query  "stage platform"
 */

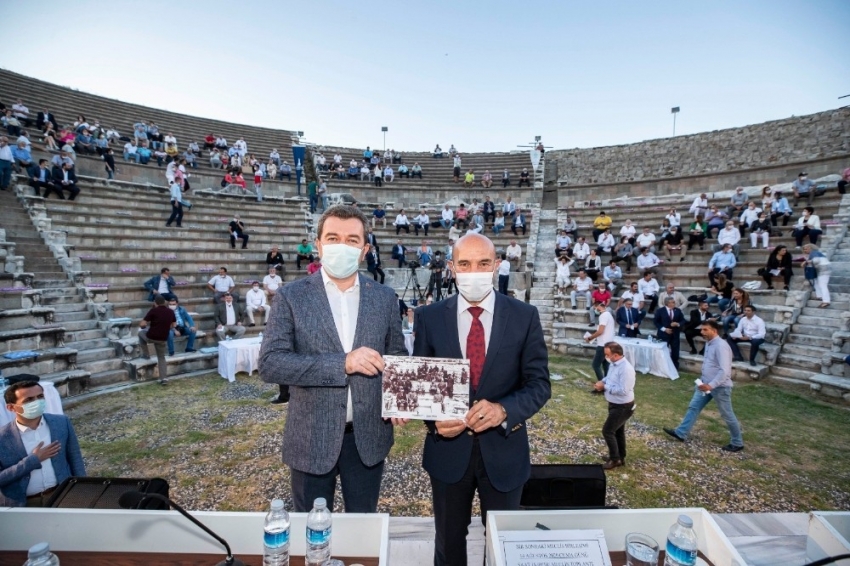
xmin=387 ymin=512 xmax=811 ymax=565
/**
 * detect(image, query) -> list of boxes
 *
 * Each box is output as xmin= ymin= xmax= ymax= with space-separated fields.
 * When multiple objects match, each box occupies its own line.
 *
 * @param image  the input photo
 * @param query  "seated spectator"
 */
xmin=358 ymin=164 xmax=370 ymax=181
xmin=36 ymin=108 xmax=58 ymax=132
xmin=705 ymin=205 xmax=728 ymax=238
xmin=74 ymin=129 xmax=95 ymax=155
xmin=383 ymin=165 xmax=394 ymax=182
xmin=266 ymin=246 xmax=285 ymax=275
xmin=123 ymin=140 xmax=139 ymax=163
xmin=432 ymin=144 xmax=443 ymax=158
xmin=165 ymin=143 xmax=179 ymax=160
xmin=481 ymin=170 xmax=493 ymax=188
xmin=463 ymin=170 xmax=475 ymax=188
xmin=391 ymin=240 xmax=408 ymax=268
xmin=619 ymin=219 xmax=636 ymax=244
xmin=28 ymin=159 xmax=53 ymax=197
xmin=225 ymin=170 xmax=247 ymax=189
xmin=42 ymin=124 xmax=59 ymax=151
xmin=727 ymin=186 xmax=749 ymax=217
xmin=279 ymin=161 xmax=292 ymax=181
xmin=245 ymin=282 xmax=269 ymax=326
xmin=618 ymin=281 xmax=646 ymax=314
xmin=726 ymin=305 xmax=766 ymax=366
xmin=204 ymin=133 xmax=216 ymax=151
xmin=1 ymin=378 xmax=87 ymax=507
xmin=137 ymin=144 xmax=152 ymax=165
xmin=588 ymin=281 xmax=613 ymax=326
xmin=466 ymin=218 xmax=484 ymax=235
xmin=657 ymin=218 xmax=672 ymax=248
xmin=448 ymin=223 xmax=462 ymax=242
xmin=585 ymin=249 xmax=603 ymax=282
xmin=392 ymin=150 xmax=402 ymax=164
xmin=414 ymin=209 xmax=430 ymax=236
xmin=411 ymin=162 xmax=423 ymax=178
xmin=1 ymin=110 xmax=21 ymax=136
xmin=713 ymin=220 xmax=741 ymax=257
xmin=637 ymin=271 xmax=660 ymax=313
xmin=760 ymin=185 xmax=774 ymax=211
xmin=603 ymin=260 xmax=624 ymax=293
xmin=11 ymin=141 xmax=35 ymax=176
xmin=506 ymin=240 xmax=523 ymax=272
xmin=50 ymin=150 xmax=74 ymax=169
xmin=738 ymin=202 xmax=762 ymax=237
xmin=187 ymin=141 xmax=201 ymax=157
xmin=307 ymin=257 xmax=322 ymax=275
xmin=686 ymin=215 xmax=708 ymax=252
xmin=215 ymin=135 xmax=228 ymax=149
xmin=334 ymin=163 xmax=346 ymax=179
xmin=791 ymin=172 xmax=815 ymax=207
xmin=705 ymin=272 xmax=735 ymax=310
xmin=94 ymin=133 xmax=109 ymax=155
xmin=438 ymin=204 xmax=454 ymax=229
xmin=229 ymin=214 xmax=249 ymax=249
xmin=659 ymin=283 xmax=687 ymax=310
xmin=164 ymin=132 xmax=178 ymax=148
xmin=511 ymin=212 xmax=527 ymax=236
xmin=555 ymin=230 xmax=573 ymax=258
xmin=364 ymin=146 xmax=373 ymax=160
xmin=664 ymin=225 xmax=686 ymax=262
xmin=153 ymin=147 xmax=167 ymax=166
xmin=166 ymin=297 xmax=197 ymax=355
xmin=482 ymin=196 xmax=496 ymax=223
xmin=554 ymin=255 xmax=573 ymax=294
xmin=492 ymin=211 xmax=505 ymax=234
xmin=793 ymin=206 xmax=821 ymax=247
xmin=612 ymin=236 xmax=633 ymax=272
xmin=634 ymin=227 xmax=656 ymax=255
xmin=57 ymin=127 xmax=76 ymax=146
xmin=144 ymin=267 xmax=177 ymax=301
xmin=296 ymin=239 xmax=314 ymax=270
xmin=518 ymin=168 xmax=531 ymax=187
xmin=760 ymin=245 xmax=792 ymax=290
xmin=597 ymin=229 xmax=615 ymax=257
xmin=770 ymin=191 xmax=793 ymax=227
xmin=263 ymin=266 xmax=284 ymax=301
xmin=636 ymin=247 xmax=661 ymax=276
xmin=394 ymin=209 xmax=410 ymax=234
xmin=708 ymin=244 xmax=737 ymax=287
xmin=570 ymin=270 xmax=593 ymax=309
xmin=417 ymin=242 xmax=433 ymax=266
xmin=503 ymin=195 xmax=517 ymax=218
xmin=666 ymin=208 xmax=681 ymax=228
xmin=147 ymin=123 xmax=163 ymax=149
xmin=502 ymin=168 xmax=511 ymax=187
xmin=749 ymin=211 xmax=771 ymax=249
xmin=208 ymin=267 xmax=237 ymax=303
xmin=573 ymin=237 xmax=590 ymax=261
xmin=449 ymin=144 xmax=457 ymax=155
xmin=689 ymin=193 xmax=709 ymax=219
xmin=133 ymin=121 xmax=148 ymax=143
xmin=215 ymin=293 xmax=245 ymax=341
xmin=209 ymin=149 xmax=223 ymax=169
xmin=398 ymin=163 xmax=409 ymax=178
xmin=563 ymin=215 xmax=578 ymax=239
xmin=372 ymin=204 xmax=387 ymax=228
xmin=50 ymin=162 xmax=80 ymax=200
xmin=12 ymin=99 xmax=31 ymax=127
xmin=455 ymin=204 xmax=469 ymax=230
xmin=592 ymin=211 xmax=613 ymax=241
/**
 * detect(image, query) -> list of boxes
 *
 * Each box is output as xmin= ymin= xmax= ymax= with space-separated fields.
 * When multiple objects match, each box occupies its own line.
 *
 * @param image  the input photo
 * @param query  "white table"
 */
xmin=615 ymin=336 xmax=680 ymax=380
xmin=403 ymin=332 xmax=414 ymax=355
xmin=217 ymin=337 xmax=262 ymax=382
xmin=1 ymin=381 xmax=63 ymax=426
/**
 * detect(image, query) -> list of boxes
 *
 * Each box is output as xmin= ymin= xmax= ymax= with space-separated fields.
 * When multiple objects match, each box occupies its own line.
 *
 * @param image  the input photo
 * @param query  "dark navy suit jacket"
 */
xmin=413 ymin=292 xmax=550 ymax=492
xmin=615 ymin=306 xmax=642 ymax=337
xmin=653 ymin=307 xmax=685 ymax=340
xmin=0 ymin=414 xmax=86 ymax=507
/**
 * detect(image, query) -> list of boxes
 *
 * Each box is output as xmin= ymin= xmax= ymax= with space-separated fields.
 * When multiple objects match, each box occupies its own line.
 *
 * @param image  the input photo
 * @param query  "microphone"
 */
xmin=118 ymin=491 xmax=245 ymax=566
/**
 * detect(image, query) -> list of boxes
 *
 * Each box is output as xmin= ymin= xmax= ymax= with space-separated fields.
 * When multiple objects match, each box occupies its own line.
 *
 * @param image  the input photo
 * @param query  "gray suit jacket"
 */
xmin=215 ymin=301 xmax=243 ymax=326
xmin=259 ymin=272 xmax=407 ymax=475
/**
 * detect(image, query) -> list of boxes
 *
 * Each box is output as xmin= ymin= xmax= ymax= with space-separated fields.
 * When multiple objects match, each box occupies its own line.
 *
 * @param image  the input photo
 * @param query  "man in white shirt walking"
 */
xmin=497 ymin=253 xmax=511 ymax=295
xmin=726 ymin=305 xmax=766 ymax=367
xmin=585 ymin=301 xmax=616 ymax=385
xmin=593 ymin=342 xmax=635 ymax=470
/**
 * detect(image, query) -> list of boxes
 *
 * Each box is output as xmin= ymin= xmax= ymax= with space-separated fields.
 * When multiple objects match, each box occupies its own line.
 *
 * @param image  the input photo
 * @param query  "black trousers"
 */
xmin=430 ymin=439 xmax=523 ymax=566
xmin=230 ymin=232 xmax=249 ymax=248
xmin=685 ymin=327 xmax=702 ymax=352
xmin=428 ymin=272 xmax=443 ymax=300
xmin=660 ymin=330 xmax=681 ymax=369
xmin=166 ymin=202 xmax=183 ymax=227
xmin=369 ymin=266 xmax=385 ymax=284
xmin=602 ymin=402 xmax=634 ymax=461
xmin=28 ymin=179 xmax=52 ymax=197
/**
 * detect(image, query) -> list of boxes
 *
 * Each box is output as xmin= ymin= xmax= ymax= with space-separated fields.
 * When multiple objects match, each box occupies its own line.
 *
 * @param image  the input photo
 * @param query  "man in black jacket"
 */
xmin=684 ymin=300 xmax=716 ymax=355
xmin=229 ymin=214 xmax=249 ymax=249
xmin=50 ymin=162 xmax=80 ymax=200
xmin=366 ymin=248 xmax=385 ymax=284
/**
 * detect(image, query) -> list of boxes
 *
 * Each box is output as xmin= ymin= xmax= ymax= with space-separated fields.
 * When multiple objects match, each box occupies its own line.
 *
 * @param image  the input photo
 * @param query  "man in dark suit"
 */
xmin=412 ymin=233 xmax=551 ymax=566
xmin=36 ymin=110 xmax=58 ymax=132
xmin=482 ymin=195 xmax=496 ymax=224
xmin=684 ymin=300 xmax=716 ymax=355
xmin=214 ymin=293 xmax=245 ymax=340
xmin=615 ymin=297 xmax=642 ymax=337
xmin=365 ymin=247 xmax=385 ymax=284
xmin=366 ymin=226 xmax=379 ymax=253
xmin=143 ymin=267 xmax=177 ymax=302
xmin=259 ymin=205 xmax=407 ymax=513
xmin=28 ymin=159 xmax=52 ymax=197
xmin=1 ymin=378 xmax=86 ymax=507
xmin=654 ymin=296 xmax=685 ymax=369
xmin=50 ymin=162 xmax=80 ymax=200
xmin=391 ymin=239 xmax=407 ymax=268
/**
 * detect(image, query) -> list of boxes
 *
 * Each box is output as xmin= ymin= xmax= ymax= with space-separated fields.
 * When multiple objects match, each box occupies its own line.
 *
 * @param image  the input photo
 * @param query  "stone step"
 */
xmin=87 ymin=368 xmax=131 ymax=390
xmin=769 ymin=364 xmax=816 ymax=381
xmin=78 ymin=357 xmax=126 ymax=374
xmin=65 ymin=328 xmax=105 ymax=343
xmin=76 ymin=347 xmax=117 ymax=364
xmin=785 ymin=334 xmax=833 ymax=349
xmin=49 ymin=302 xmax=89 ymax=313
xmin=799 ymin=307 xmax=846 ymax=318
xmin=809 ymin=374 xmax=850 ymax=401
xmin=781 ymin=343 xmax=829 ymax=358
xmin=53 ymin=311 xmax=94 ymax=323
xmin=776 ymin=353 xmax=821 ymax=371
xmin=796 ymin=315 xmax=845 ymax=327
xmin=59 ymin=319 xmax=99 ymax=332
xmin=791 ymin=324 xmax=829 ymax=335
xmin=769 ymin=374 xmax=813 ymax=387
xmin=72 ymin=337 xmax=111 ymax=351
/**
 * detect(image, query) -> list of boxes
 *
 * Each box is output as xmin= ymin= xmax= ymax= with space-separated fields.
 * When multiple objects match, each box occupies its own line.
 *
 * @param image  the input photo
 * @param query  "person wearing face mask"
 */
xmin=0 ymin=377 xmax=87 ymax=507
xmin=259 ymin=205 xmax=407 ymax=514
xmin=166 ymin=297 xmax=197 ymax=356
xmin=245 ymin=282 xmax=269 ymax=326
xmin=791 ymin=172 xmax=815 ymax=207
xmin=228 ymin=214 xmax=249 ymax=249
xmin=592 ymin=342 xmax=635 ymax=470
xmin=411 ymin=233 xmax=551 ymax=566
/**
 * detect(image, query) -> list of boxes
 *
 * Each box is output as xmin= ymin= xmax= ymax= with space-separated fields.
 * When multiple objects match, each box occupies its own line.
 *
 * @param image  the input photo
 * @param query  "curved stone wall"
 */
xmin=546 ymin=107 xmax=850 ymax=186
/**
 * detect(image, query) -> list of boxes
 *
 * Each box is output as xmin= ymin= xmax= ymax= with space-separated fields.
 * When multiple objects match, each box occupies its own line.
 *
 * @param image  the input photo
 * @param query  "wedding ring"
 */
xmin=479 ymin=413 xmax=484 ymax=420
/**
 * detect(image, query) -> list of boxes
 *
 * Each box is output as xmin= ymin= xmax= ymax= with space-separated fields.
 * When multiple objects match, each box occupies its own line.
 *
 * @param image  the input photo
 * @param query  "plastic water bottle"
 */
xmin=259 ymin=332 xmax=264 ymax=341
xmin=0 ymin=369 xmax=7 ymax=390
xmin=305 ymin=497 xmax=332 ymax=566
xmin=263 ymin=498 xmax=290 ymax=566
xmin=23 ymin=542 xmax=60 ymax=565
xmin=664 ymin=514 xmax=698 ymax=566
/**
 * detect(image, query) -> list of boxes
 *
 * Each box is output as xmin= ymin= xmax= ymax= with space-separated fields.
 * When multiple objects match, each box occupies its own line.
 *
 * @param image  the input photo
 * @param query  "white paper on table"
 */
xmin=499 ymin=529 xmax=612 ymax=566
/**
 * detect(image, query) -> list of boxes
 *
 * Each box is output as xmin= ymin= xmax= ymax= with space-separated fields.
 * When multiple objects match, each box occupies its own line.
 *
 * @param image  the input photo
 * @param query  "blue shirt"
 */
xmin=11 ymin=146 xmax=31 ymax=163
xmin=702 ymin=336 xmax=733 ymax=389
xmin=373 ymin=209 xmax=386 ymax=219
xmin=603 ymin=357 xmax=636 ymax=404
xmin=772 ymin=198 xmax=792 ymax=214
xmin=364 ymin=150 xmax=373 ymax=158
xmin=708 ymin=250 xmax=736 ymax=271
xmin=792 ymin=179 xmax=814 ymax=194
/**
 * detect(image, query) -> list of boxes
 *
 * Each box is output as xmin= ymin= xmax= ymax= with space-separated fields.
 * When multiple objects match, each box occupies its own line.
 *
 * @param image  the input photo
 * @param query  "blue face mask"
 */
xmin=19 ymin=398 xmax=46 ymax=419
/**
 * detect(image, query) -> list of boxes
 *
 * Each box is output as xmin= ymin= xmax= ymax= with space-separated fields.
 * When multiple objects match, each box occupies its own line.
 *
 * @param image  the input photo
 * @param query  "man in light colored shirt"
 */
xmin=726 ymin=305 xmax=766 ymax=367
xmin=502 ymin=196 xmax=516 ymax=217
xmin=0 ymin=136 xmax=14 ymax=191
xmin=414 ymin=210 xmax=430 ymax=236
xmin=1 ymin=377 xmax=86 ymax=507
xmin=636 ymin=247 xmax=661 ymax=276
xmin=245 ymin=282 xmax=270 ymax=326
xmin=263 ymin=266 xmax=284 ymax=301
xmin=383 ymin=165 xmax=394 ymax=182
xmin=738 ymin=202 xmax=762 ymax=237
xmin=573 ymin=237 xmax=590 ymax=261
xmin=714 ymin=221 xmax=741 ymax=257
xmin=440 ymin=204 xmax=454 ymax=229
xmin=791 ymin=172 xmax=815 ymax=207
xmin=707 ymin=244 xmax=736 ymax=287
xmin=602 ymin=260 xmax=623 ymax=293
xmin=658 ymin=283 xmax=686 ymax=310
xmin=571 ymin=270 xmax=593 ymax=309
xmin=665 ymin=319 xmax=743 ymax=452
xmin=618 ymin=281 xmax=645 ymax=312
xmin=123 ymin=140 xmax=139 ymax=163
xmin=689 ymin=193 xmax=709 ymax=218
xmin=505 ymin=240 xmax=523 ymax=272
xmin=208 ymin=267 xmax=237 ymax=303
xmin=637 ymin=272 xmax=660 ymax=313
xmin=634 ymin=228 xmax=656 ymax=254
xmin=593 ymin=342 xmax=635 ymax=469
xmin=727 ymin=186 xmax=749 ymax=217
xmin=585 ymin=301 xmax=616 ymax=382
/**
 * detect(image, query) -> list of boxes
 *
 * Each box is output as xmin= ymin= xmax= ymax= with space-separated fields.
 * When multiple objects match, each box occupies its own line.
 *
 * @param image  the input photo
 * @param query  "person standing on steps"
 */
xmin=137 ymin=295 xmax=176 ymax=385
xmin=664 ymin=319 xmax=744 ymax=452
xmin=166 ymin=179 xmax=183 ymax=227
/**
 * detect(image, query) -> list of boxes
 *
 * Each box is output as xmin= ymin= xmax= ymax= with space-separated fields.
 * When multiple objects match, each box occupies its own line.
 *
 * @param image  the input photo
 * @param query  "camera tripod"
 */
xmin=401 ymin=266 xmax=426 ymax=305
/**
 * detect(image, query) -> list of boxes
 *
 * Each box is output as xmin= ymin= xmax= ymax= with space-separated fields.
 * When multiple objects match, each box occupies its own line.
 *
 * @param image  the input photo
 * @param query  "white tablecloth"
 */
xmin=614 ymin=337 xmax=680 ymax=380
xmin=1 ymin=381 xmax=63 ymax=427
xmin=404 ymin=332 xmax=415 ymax=355
xmin=218 ymin=337 xmax=263 ymax=382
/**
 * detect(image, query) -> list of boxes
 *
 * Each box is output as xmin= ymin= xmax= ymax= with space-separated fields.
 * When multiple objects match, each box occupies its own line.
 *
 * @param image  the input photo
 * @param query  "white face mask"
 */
xmin=320 ymin=244 xmax=363 ymax=279
xmin=456 ymin=271 xmax=494 ymax=303
xmin=169 ymin=305 xmax=177 ymax=311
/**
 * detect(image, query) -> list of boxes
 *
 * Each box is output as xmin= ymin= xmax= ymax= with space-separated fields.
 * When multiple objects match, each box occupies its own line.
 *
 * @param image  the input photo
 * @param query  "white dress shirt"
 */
xmin=638 ymin=278 xmax=660 ymax=296
xmin=246 ymin=288 xmax=267 ymax=308
xmin=263 ymin=274 xmax=283 ymax=292
xmin=620 ymin=225 xmax=636 ymax=238
xmin=733 ymin=315 xmax=766 ymax=340
xmin=636 ymin=253 xmax=660 ymax=269
xmin=394 ymin=214 xmax=409 ymax=226
xmin=225 ymin=303 xmax=237 ymax=326
xmin=573 ymin=242 xmax=590 ymax=260
xmin=717 ymin=227 xmax=741 ymax=246
xmin=506 ymin=244 xmax=522 ymax=260
xmin=498 ymin=259 xmax=511 ymax=276
xmin=17 ymin=419 xmax=58 ymax=495
xmin=457 ymin=289 xmax=495 ymax=358
xmin=441 ymin=208 xmax=454 ymax=222
xmin=321 ymin=269 xmax=360 ymax=422
xmin=209 ymin=275 xmax=235 ymax=292
xmin=595 ymin=310 xmax=616 ymax=346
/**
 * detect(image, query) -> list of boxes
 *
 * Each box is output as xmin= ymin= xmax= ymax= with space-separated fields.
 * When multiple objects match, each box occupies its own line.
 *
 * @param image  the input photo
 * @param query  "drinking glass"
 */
xmin=625 ymin=532 xmax=659 ymax=566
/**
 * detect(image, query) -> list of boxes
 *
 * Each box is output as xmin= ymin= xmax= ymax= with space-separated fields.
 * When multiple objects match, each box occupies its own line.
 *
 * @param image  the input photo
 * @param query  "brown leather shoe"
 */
xmin=602 ymin=459 xmax=623 ymax=470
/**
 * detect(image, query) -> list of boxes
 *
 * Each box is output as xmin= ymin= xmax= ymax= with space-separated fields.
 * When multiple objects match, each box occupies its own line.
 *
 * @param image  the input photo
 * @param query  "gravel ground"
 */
xmin=67 ymin=371 xmax=850 ymax=515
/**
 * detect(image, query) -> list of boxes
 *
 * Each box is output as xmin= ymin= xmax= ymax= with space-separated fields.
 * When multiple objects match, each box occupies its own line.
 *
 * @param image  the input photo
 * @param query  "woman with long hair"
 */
xmin=706 ymin=272 xmax=734 ymax=310
xmin=803 ymin=243 xmax=831 ymax=307
xmin=721 ymin=288 xmax=750 ymax=336
xmin=761 ymin=245 xmax=793 ymax=290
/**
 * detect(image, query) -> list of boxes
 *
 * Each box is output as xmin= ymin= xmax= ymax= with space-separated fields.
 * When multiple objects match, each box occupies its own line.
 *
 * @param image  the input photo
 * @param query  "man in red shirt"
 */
xmin=588 ymin=281 xmax=613 ymax=327
xmin=138 ymin=295 xmax=176 ymax=384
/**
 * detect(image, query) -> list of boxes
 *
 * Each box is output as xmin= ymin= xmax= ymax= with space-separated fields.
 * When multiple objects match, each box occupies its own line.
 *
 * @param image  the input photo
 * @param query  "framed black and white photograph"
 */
xmin=381 ymin=355 xmax=470 ymax=421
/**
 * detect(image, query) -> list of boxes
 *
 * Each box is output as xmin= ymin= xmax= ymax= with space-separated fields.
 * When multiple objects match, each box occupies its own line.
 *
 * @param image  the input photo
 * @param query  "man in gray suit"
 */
xmin=259 ymin=205 xmax=407 ymax=513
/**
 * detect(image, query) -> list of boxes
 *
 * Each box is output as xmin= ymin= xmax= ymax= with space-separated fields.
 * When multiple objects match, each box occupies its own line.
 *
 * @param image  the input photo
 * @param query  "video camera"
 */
xmin=407 ymin=261 xmax=421 ymax=270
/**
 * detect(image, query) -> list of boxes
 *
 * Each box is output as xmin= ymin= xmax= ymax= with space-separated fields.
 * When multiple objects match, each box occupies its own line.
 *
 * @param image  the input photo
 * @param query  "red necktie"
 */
xmin=467 ymin=307 xmax=485 ymax=392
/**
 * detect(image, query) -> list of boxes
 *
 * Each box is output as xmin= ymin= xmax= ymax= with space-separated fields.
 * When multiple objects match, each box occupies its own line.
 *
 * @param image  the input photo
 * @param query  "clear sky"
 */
xmin=2 ymin=0 xmax=848 ymax=153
